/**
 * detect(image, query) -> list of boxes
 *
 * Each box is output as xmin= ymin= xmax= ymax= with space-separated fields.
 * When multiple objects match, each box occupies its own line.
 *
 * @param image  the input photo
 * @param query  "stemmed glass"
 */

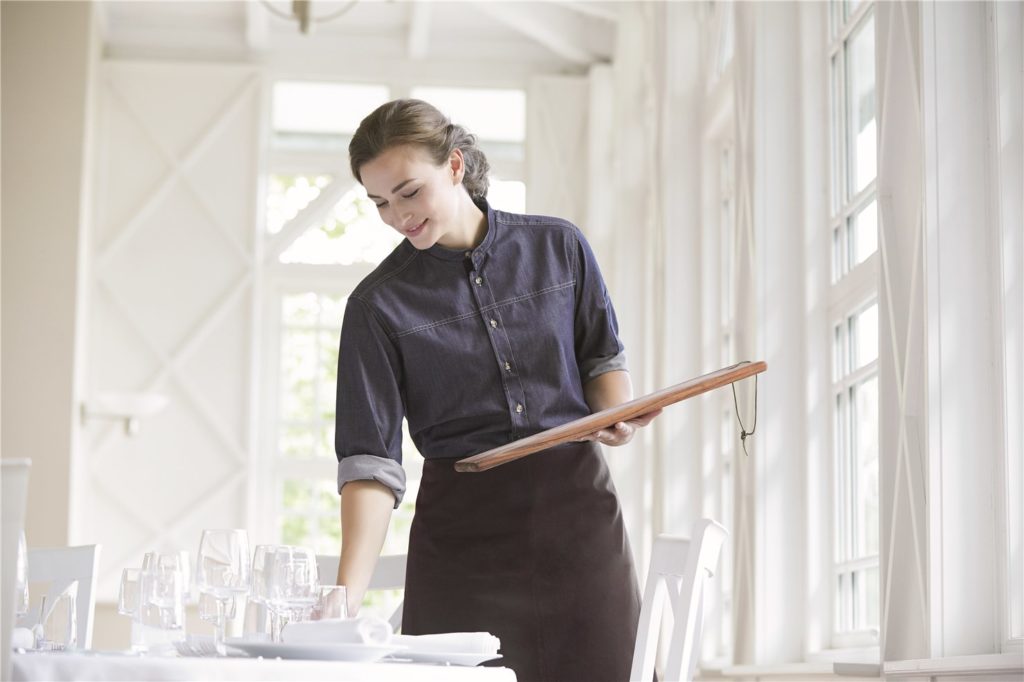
xmin=265 ymin=546 xmax=319 ymax=642
xmin=195 ymin=530 xmax=250 ymax=655
xmin=246 ymin=544 xmax=283 ymax=641
xmin=140 ymin=552 xmax=187 ymax=647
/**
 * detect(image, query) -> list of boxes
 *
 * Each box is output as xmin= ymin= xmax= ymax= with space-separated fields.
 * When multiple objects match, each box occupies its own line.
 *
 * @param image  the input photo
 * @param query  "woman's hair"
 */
xmin=349 ymin=99 xmax=490 ymax=200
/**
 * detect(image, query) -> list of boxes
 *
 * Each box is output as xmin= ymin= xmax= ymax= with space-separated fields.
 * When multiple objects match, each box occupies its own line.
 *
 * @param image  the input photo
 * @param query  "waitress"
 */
xmin=334 ymin=99 xmax=659 ymax=682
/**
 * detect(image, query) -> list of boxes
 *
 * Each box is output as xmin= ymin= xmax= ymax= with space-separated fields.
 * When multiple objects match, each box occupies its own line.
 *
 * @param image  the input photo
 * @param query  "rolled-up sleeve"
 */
xmin=335 ymin=295 xmax=407 ymax=508
xmin=571 ymin=228 xmax=627 ymax=382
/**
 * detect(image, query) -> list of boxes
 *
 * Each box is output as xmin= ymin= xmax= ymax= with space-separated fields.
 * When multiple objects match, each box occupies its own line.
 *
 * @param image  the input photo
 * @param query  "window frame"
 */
xmin=826 ymin=0 xmax=881 ymax=652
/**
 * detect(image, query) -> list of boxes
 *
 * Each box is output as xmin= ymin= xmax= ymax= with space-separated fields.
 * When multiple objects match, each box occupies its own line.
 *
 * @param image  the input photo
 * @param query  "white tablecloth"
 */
xmin=12 ymin=651 xmax=517 ymax=681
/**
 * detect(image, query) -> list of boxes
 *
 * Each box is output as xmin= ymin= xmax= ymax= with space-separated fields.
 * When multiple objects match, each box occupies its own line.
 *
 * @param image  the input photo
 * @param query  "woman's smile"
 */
xmin=405 ymin=218 xmax=428 ymax=238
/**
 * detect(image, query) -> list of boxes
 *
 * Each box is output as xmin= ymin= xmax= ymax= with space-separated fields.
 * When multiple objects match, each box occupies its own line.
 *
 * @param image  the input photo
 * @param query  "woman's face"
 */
xmin=360 ymin=144 xmax=464 ymax=250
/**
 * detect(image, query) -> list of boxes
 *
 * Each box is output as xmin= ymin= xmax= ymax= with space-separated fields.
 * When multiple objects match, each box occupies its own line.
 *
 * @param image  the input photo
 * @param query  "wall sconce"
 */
xmin=81 ymin=392 xmax=169 ymax=436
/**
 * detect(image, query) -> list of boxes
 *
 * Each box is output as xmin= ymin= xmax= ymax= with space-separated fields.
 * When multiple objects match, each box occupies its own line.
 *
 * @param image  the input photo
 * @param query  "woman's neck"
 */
xmin=437 ymin=193 xmax=487 ymax=250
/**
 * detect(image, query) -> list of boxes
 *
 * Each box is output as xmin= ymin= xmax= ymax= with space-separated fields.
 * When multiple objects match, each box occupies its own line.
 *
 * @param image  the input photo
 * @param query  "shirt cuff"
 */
xmin=337 ymin=455 xmax=407 ymax=509
xmin=579 ymin=350 xmax=628 ymax=382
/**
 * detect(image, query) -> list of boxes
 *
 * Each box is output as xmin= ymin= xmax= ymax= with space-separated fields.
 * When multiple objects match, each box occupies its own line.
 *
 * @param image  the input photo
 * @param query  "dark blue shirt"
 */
xmin=334 ymin=202 xmax=626 ymax=506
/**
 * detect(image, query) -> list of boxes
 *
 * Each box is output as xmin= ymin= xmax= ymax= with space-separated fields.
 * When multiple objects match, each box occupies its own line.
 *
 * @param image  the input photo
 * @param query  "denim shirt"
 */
xmin=334 ymin=201 xmax=627 ymax=507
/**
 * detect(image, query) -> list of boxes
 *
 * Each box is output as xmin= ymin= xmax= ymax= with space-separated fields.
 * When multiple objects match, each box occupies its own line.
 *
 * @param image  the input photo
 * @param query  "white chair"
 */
xmin=316 ymin=553 xmax=406 ymax=631
xmin=630 ymin=519 xmax=728 ymax=682
xmin=2 ymin=459 xmax=32 ymax=681
xmin=25 ymin=545 xmax=102 ymax=649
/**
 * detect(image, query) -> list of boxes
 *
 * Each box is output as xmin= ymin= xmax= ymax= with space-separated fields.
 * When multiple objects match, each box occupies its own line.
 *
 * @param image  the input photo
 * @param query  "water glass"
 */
xmin=117 ymin=568 xmax=141 ymax=617
xmin=311 ymin=585 xmax=347 ymax=620
xmin=196 ymin=529 xmax=250 ymax=654
xmin=117 ymin=568 xmax=145 ymax=652
xmin=39 ymin=581 xmax=78 ymax=651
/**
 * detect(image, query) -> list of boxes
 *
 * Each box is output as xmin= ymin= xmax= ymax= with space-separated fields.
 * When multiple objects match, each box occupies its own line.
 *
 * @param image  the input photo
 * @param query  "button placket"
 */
xmin=465 ymin=258 xmax=528 ymax=434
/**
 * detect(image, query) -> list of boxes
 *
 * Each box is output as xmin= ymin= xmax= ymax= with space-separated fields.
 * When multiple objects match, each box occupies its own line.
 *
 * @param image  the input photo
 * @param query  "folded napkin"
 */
xmin=281 ymin=616 xmax=391 ymax=646
xmin=392 ymin=632 xmax=500 ymax=655
xmin=11 ymin=627 xmax=35 ymax=650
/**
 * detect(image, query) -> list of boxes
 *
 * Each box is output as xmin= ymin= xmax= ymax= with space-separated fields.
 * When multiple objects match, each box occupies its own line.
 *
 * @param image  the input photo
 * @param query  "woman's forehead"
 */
xmin=361 ymin=146 xmax=440 ymax=191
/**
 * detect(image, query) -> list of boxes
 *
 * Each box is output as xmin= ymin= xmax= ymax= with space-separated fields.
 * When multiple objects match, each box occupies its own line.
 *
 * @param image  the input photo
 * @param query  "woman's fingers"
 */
xmin=580 ymin=409 xmax=663 ymax=446
xmin=626 ymin=408 xmax=663 ymax=427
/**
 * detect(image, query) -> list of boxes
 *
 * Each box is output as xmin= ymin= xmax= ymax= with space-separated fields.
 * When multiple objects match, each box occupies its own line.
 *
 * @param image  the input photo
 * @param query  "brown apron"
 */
xmin=402 ymin=441 xmax=641 ymax=682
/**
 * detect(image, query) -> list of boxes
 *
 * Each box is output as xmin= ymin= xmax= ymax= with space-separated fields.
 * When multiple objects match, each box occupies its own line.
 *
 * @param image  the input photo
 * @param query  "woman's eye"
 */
xmin=401 ymin=188 xmax=420 ymax=199
xmin=375 ymin=202 xmax=387 ymax=209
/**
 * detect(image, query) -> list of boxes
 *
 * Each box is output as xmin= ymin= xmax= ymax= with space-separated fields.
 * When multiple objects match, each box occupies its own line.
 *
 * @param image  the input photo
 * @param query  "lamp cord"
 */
xmin=259 ymin=0 xmax=359 ymax=25
xmin=731 ymin=374 xmax=758 ymax=457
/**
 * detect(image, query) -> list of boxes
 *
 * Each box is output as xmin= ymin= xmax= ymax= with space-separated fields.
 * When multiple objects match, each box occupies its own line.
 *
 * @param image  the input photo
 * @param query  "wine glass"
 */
xmin=246 ymin=544 xmax=285 ymax=641
xmin=265 ymin=546 xmax=319 ymax=641
xmin=195 ymin=530 xmax=250 ymax=655
xmin=139 ymin=552 xmax=187 ymax=650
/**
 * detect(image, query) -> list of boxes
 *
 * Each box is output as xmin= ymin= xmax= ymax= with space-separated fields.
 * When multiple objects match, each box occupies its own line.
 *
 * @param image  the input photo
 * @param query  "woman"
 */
xmin=334 ymin=99 xmax=659 ymax=681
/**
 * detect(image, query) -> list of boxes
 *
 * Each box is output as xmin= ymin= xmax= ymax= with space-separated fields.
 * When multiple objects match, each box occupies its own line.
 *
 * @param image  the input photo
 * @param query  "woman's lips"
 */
xmin=406 ymin=219 xmax=427 ymax=237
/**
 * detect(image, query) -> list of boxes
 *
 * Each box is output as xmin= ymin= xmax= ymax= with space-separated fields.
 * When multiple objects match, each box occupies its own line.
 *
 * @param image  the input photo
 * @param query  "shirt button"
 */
xmin=515 ymin=403 xmax=524 ymax=413
xmin=475 ymin=276 xmax=483 ymax=285
xmin=464 ymin=251 xmax=472 ymax=258
xmin=504 ymin=361 xmax=511 ymax=372
xmin=489 ymin=319 xmax=498 ymax=328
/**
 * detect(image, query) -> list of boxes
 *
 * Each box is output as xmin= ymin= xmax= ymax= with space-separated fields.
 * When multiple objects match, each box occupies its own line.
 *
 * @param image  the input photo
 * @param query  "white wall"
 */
xmin=1 ymin=0 xmax=98 ymax=548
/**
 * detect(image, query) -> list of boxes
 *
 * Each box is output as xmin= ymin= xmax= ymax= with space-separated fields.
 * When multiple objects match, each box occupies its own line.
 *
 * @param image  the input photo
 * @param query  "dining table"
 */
xmin=11 ymin=650 xmax=517 ymax=681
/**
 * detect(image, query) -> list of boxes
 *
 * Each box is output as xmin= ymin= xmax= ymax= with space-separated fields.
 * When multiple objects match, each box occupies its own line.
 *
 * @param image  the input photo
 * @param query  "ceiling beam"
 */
xmin=245 ymin=0 xmax=270 ymax=51
xmin=470 ymin=2 xmax=596 ymax=65
xmin=406 ymin=0 xmax=432 ymax=61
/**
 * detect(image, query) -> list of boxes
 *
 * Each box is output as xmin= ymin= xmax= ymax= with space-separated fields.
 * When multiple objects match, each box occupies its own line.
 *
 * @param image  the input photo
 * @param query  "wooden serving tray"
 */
xmin=455 ymin=360 xmax=767 ymax=472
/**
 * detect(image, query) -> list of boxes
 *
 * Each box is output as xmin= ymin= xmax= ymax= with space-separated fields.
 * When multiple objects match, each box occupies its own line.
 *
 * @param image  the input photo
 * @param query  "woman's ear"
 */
xmin=449 ymin=148 xmax=465 ymax=185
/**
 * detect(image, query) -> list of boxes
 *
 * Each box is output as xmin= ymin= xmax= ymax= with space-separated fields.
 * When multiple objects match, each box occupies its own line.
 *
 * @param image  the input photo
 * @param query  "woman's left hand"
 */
xmin=579 ymin=408 xmax=663 ymax=447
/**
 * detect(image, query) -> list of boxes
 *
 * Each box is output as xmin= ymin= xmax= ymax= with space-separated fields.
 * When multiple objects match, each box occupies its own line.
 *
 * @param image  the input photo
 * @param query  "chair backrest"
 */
xmin=2 ymin=459 xmax=32 ymax=681
xmin=26 ymin=545 xmax=102 ymax=649
xmin=630 ymin=519 xmax=728 ymax=682
xmin=317 ymin=554 xmax=406 ymax=631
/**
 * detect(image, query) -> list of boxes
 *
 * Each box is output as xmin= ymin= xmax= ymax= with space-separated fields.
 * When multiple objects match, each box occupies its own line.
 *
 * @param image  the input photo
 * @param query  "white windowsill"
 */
xmin=720 ymin=661 xmax=837 ymax=678
xmin=884 ymin=652 xmax=1024 ymax=678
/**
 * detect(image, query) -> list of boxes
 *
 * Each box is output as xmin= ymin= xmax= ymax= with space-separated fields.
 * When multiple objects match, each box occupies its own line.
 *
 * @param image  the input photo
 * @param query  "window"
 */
xmin=260 ymin=82 xmax=527 ymax=596
xmin=408 ymin=87 xmax=526 ymax=143
xmin=832 ymin=302 xmax=879 ymax=637
xmin=700 ymin=3 xmax=737 ymax=660
xmin=828 ymin=0 xmax=879 ymax=648
xmin=716 ymin=144 xmax=736 ymax=661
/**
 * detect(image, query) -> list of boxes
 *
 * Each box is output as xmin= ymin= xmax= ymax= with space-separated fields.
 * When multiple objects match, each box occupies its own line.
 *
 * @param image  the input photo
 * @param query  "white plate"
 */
xmin=224 ymin=639 xmax=405 ymax=662
xmin=395 ymin=651 xmax=503 ymax=666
